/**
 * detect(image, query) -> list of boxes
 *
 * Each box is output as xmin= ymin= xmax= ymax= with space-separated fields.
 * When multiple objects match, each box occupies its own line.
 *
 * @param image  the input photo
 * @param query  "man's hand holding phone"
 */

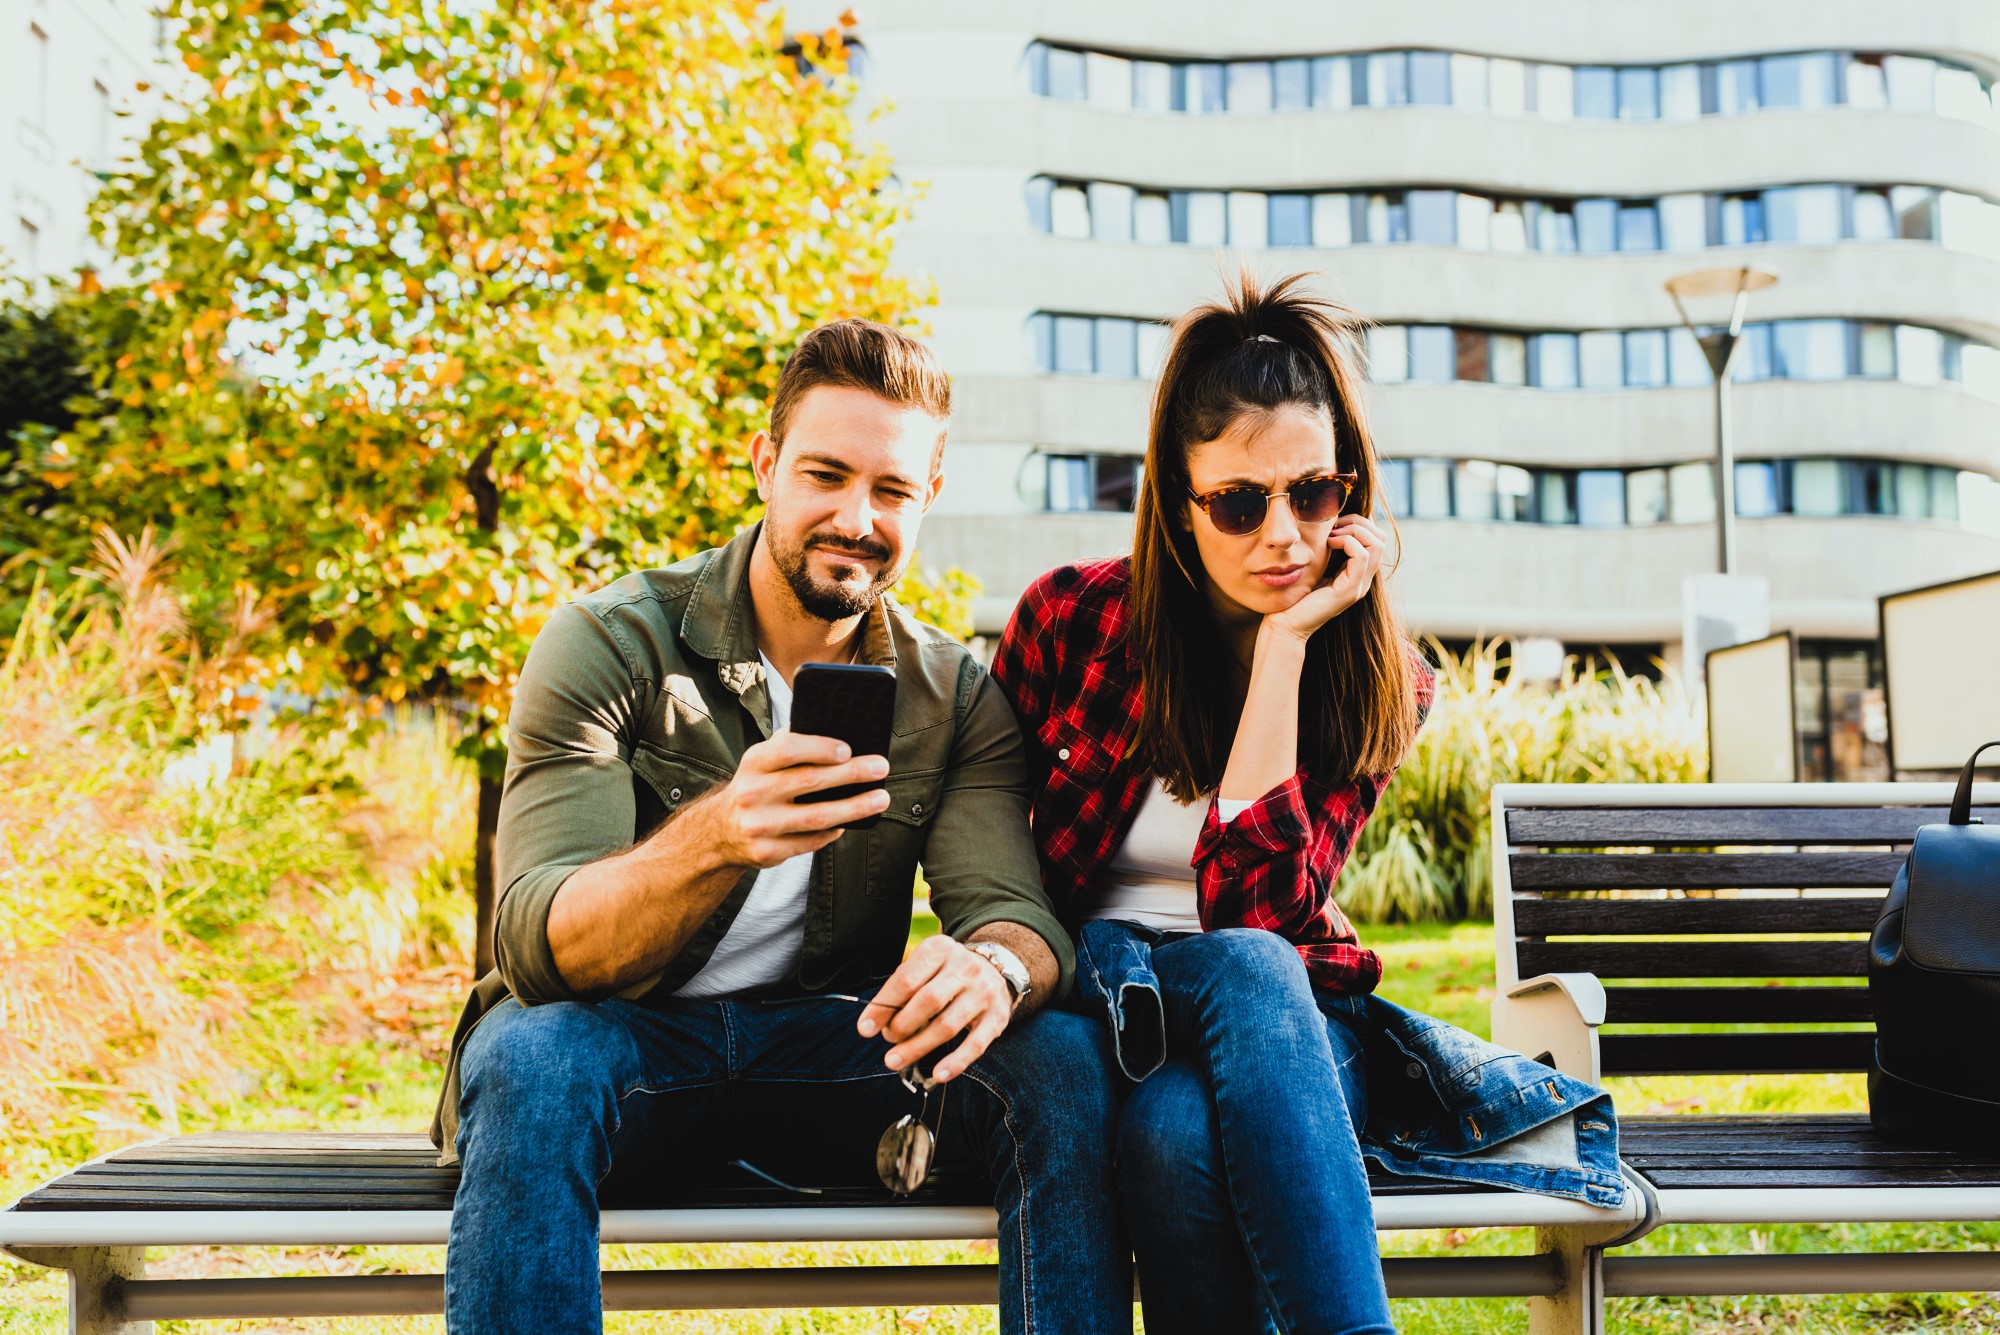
xmin=695 ymin=732 xmax=892 ymax=869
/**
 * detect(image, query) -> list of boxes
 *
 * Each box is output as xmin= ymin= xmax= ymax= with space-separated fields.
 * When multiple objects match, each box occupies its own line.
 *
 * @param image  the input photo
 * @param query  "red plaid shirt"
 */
xmin=990 ymin=557 xmax=1435 ymax=996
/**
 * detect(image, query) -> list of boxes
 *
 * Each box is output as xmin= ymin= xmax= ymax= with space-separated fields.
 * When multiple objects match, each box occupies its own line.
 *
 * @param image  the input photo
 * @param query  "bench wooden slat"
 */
xmin=1505 ymin=806 xmax=1999 ymax=846
xmin=1509 ymin=853 xmax=1904 ymax=891
xmin=1518 ymin=939 xmax=1870 ymax=979
xmin=64 ymin=1168 xmax=454 ymax=1191
xmin=1599 ymin=1032 xmax=1873 ymax=1076
xmin=1515 ymin=897 xmax=1885 ymax=937
xmin=1602 ymin=986 xmax=1874 ymax=1025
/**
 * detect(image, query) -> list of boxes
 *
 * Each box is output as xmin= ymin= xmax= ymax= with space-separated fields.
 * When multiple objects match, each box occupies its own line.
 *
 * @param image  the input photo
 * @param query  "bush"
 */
xmin=0 ymin=532 xmax=471 ymax=1180
xmin=1337 ymin=640 xmax=1708 ymax=924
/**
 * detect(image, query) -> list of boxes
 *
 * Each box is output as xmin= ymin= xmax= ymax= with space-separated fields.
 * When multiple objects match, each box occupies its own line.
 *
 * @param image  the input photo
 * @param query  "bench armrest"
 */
xmin=1491 ymin=972 xmax=1604 ymax=1084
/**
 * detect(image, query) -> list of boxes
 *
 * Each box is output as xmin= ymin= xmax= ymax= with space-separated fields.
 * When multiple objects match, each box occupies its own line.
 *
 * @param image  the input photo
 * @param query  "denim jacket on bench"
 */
xmin=1074 ymin=918 xmax=1627 ymax=1209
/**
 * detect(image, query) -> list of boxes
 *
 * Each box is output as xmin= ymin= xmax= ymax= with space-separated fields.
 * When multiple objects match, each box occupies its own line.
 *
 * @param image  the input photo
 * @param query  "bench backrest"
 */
xmin=1491 ymin=782 xmax=2000 ymax=1080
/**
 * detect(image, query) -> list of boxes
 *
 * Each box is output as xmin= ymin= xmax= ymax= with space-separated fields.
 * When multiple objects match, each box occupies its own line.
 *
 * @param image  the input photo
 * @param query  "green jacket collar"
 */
xmin=680 ymin=522 xmax=900 ymax=722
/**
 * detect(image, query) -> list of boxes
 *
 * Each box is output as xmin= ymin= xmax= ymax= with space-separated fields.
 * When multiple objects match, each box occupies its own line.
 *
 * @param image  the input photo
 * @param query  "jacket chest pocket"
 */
xmin=629 ymin=745 xmax=733 ymax=837
xmin=1040 ymin=716 xmax=1120 ymax=796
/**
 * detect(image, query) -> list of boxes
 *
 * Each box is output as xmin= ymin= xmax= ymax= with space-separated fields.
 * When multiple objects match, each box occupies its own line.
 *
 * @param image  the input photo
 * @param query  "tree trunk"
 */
xmin=474 ymin=772 xmax=502 ymax=976
xmin=467 ymin=441 xmax=505 ymax=978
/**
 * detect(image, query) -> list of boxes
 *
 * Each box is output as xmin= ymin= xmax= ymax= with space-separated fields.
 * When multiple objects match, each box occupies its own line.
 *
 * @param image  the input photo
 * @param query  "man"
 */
xmin=432 ymin=319 xmax=1128 ymax=1333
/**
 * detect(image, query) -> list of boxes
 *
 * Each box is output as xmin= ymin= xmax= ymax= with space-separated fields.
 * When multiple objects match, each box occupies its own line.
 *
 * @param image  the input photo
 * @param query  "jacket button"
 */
xmin=911 ymin=802 xmax=925 ymax=817
xmin=669 ymin=788 xmax=682 ymax=802
xmin=1406 ymin=1062 xmax=1424 ymax=1080
xmin=1058 ymin=748 xmax=1071 ymax=761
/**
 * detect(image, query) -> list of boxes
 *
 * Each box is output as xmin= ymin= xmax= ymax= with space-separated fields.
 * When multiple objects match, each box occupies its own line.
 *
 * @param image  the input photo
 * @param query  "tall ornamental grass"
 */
xmin=1338 ymin=640 xmax=1708 ymax=924
xmin=0 ymin=531 xmax=472 ymax=1178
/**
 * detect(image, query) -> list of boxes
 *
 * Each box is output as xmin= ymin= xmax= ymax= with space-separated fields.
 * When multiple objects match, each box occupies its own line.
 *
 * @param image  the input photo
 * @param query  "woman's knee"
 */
xmin=1167 ymin=928 xmax=1312 ymax=997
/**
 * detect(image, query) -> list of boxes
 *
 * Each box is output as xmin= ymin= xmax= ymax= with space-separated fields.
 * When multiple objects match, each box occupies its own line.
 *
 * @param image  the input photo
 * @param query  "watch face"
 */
xmin=975 ymin=944 xmax=1028 ymax=1004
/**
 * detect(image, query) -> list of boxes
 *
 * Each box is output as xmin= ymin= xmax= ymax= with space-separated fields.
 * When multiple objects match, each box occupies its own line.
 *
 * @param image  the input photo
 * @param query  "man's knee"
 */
xmin=968 ymin=1008 xmax=1118 ymax=1136
xmin=459 ymin=1000 xmax=630 ymax=1126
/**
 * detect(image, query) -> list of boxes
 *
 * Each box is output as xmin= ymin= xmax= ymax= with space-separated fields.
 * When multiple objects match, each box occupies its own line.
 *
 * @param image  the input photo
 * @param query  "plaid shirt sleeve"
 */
xmin=1191 ymin=650 xmax=1438 ymax=993
xmin=989 ymin=570 xmax=1061 ymax=772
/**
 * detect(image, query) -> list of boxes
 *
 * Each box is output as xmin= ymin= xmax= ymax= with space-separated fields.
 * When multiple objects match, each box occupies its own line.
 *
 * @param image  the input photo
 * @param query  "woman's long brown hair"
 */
xmin=1130 ymin=270 xmax=1421 ymax=802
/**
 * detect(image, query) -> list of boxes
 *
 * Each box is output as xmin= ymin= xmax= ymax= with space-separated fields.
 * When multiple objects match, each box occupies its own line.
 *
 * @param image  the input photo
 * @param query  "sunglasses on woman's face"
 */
xmin=1186 ymin=471 xmax=1358 ymax=537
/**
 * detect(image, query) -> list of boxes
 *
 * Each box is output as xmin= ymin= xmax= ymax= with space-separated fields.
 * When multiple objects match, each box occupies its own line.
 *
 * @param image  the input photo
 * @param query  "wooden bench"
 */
xmin=16 ymin=777 xmax=1997 ymax=1333
xmin=1490 ymin=780 xmax=2000 ymax=1333
xmin=2 ymin=1134 xmax=1642 ymax=1332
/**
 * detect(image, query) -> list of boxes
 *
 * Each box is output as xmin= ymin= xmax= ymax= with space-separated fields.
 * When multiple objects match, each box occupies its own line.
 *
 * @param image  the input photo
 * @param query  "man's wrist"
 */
xmin=654 ymin=792 xmax=741 ymax=878
xmin=968 ymin=941 xmax=1031 ymax=1012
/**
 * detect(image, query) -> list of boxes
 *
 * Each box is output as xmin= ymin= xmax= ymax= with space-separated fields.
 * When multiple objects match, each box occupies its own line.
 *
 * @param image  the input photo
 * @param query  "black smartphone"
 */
xmin=788 ymin=662 xmax=898 ymax=830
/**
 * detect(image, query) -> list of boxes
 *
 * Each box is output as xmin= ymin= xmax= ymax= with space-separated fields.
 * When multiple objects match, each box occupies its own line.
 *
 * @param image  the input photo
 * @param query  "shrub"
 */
xmin=1337 ymin=640 xmax=1708 ymax=924
xmin=0 ymin=532 xmax=470 ymax=1178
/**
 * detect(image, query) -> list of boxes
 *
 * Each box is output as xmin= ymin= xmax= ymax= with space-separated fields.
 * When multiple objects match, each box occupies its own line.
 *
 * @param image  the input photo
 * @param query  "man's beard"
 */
xmin=769 ymin=524 xmax=899 ymax=621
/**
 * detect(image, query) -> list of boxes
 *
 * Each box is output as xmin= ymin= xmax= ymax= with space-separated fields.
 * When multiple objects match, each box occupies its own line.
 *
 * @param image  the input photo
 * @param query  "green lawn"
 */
xmin=3 ymin=920 xmax=1994 ymax=1334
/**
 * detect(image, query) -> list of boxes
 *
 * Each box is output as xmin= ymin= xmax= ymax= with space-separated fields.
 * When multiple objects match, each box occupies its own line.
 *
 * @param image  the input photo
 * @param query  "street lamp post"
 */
xmin=1664 ymin=266 xmax=1779 ymax=576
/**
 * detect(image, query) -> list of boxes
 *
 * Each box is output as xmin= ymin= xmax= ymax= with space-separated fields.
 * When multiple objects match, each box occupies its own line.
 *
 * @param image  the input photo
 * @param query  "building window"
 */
xmin=1043 ymin=454 xmax=1142 ymax=512
xmin=16 ymin=218 xmax=40 ymax=275
xmin=1269 ymin=194 xmax=1311 ymax=247
xmin=1227 ymin=60 xmax=1273 ymax=113
xmin=1122 ymin=60 xmax=1168 ymax=111
xmin=1407 ymin=326 xmax=1455 ymax=382
xmin=1380 ymin=459 xmax=1412 ymax=515
xmin=1574 ymin=66 xmax=1617 ymax=119
xmin=1736 ymin=462 xmax=1782 ymax=517
xmin=1043 ymin=46 xmax=1087 ymax=101
xmin=1617 ymin=67 xmax=1660 ymax=119
xmin=29 ymin=24 xmax=51 ymax=130
xmin=1052 ymin=316 xmax=1094 ymax=374
xmin=1455 ymin=460 xmax=1498 ymax=520
xmin=1025 ymin=39 xmax=1993 ymax=130
xmin=1409 ymin=51 xmax=1452 ymax=106
xmin=1627 ymin=468 xmax=1669 ymax=525
xmin=1266 ymin=58 xmax=1309 ymax=110
xmin=92 ymin=80 xmax=113 ymax=171
xmin=1577 ymin=471 xmax=1627 ymax=526
xmin=1410 ymin=460 xmax=1453 ymax=518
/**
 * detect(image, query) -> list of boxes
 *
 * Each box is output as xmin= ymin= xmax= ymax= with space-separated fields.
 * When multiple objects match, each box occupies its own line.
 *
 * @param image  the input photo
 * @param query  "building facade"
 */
xmin=805 ymin=0 xmax=2000 ymax=781
xmin=2 ymin=0 xmax=167 ymax=286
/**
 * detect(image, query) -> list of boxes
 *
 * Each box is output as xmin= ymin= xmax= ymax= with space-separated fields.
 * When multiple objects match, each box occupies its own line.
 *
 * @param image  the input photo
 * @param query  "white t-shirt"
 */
xmin=1083 ymin=781 xmax=1252 ymax=934
xmin=673 ymin=653 xmax=813 ymax=999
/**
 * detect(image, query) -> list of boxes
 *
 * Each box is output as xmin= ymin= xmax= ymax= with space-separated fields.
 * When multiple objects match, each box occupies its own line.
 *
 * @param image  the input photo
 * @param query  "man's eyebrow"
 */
xmin=794 ymin=451 xmax=921 ymax=491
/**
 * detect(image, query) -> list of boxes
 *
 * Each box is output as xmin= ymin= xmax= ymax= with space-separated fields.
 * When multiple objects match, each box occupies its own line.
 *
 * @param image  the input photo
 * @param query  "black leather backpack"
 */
xmin=1868 ymin=741 xmax=2000 ymax=1144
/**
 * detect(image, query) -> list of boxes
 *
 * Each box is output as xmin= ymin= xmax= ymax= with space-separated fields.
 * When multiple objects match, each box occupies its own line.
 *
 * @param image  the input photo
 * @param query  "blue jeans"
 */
xmin=445 ymin=993 xmax=1129 ymax=1335
xmin=1109 ymin=927 xmax=1393 ymax=1335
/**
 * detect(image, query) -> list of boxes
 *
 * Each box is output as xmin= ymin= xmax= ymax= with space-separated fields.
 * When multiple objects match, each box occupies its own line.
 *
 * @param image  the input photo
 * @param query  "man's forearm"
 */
xmin=967 ymin=921 xmax=1059 ymax=1015
xmin=545 ymin=797 xmax=744 ymax=997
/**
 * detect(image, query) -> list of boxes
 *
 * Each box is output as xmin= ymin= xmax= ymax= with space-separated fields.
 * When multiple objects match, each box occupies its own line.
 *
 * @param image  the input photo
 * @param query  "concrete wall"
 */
xmin=1 ymin=0 xmax=168 ymax=285
xmin=776 ymin=1 xmax=2000 ymax=643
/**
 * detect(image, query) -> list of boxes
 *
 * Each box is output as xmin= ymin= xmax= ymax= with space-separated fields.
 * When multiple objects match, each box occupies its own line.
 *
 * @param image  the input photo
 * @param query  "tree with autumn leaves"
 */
xmin=16 ymin=0 xmax=951 ymax=969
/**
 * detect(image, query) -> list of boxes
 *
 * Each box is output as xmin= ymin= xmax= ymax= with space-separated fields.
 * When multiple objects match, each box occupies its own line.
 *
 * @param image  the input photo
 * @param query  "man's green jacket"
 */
xmin=429 ymin=523 xmax=1069 ymax=1162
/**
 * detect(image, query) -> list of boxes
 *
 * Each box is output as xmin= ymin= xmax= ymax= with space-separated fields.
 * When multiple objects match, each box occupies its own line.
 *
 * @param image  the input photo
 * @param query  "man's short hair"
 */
xmin=769 ymin=318 xmax=951 ymax=467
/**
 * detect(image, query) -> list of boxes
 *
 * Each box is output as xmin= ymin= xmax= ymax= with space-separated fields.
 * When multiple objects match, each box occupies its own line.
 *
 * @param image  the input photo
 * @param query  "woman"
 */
xmin=991 ymin=271 xmax=1430 ymax=1334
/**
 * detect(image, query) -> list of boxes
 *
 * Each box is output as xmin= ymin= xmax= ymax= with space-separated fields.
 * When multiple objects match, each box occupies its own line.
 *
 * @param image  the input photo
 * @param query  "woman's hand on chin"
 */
xmin=1262 ymin=514 xmax=1387 ymax=646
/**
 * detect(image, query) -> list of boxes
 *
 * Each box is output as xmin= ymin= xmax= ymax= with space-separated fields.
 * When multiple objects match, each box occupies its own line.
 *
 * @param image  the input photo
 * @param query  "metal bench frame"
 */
xmin=1490 ymin=780 xmax=2000 ymax=1335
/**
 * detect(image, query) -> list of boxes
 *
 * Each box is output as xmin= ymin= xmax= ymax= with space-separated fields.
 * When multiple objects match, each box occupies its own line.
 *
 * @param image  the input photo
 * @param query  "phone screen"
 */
xmin=787 ymin=662 xmax=897 ymax=830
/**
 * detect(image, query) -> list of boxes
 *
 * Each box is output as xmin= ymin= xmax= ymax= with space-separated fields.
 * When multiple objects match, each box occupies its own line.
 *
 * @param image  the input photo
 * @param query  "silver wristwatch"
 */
xmin=969 ymin=942 xmax=1032 ymax=1012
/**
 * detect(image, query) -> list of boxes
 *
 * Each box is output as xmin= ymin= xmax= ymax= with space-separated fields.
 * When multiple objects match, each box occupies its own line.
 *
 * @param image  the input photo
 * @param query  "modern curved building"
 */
xmin=805 ymin=1 xmax=2000 ymax=780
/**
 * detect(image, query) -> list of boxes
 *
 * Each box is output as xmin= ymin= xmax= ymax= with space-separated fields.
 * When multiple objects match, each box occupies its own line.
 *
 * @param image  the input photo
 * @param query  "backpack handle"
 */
xmin=1948 ymin=741 xmax=2000 ymax=826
